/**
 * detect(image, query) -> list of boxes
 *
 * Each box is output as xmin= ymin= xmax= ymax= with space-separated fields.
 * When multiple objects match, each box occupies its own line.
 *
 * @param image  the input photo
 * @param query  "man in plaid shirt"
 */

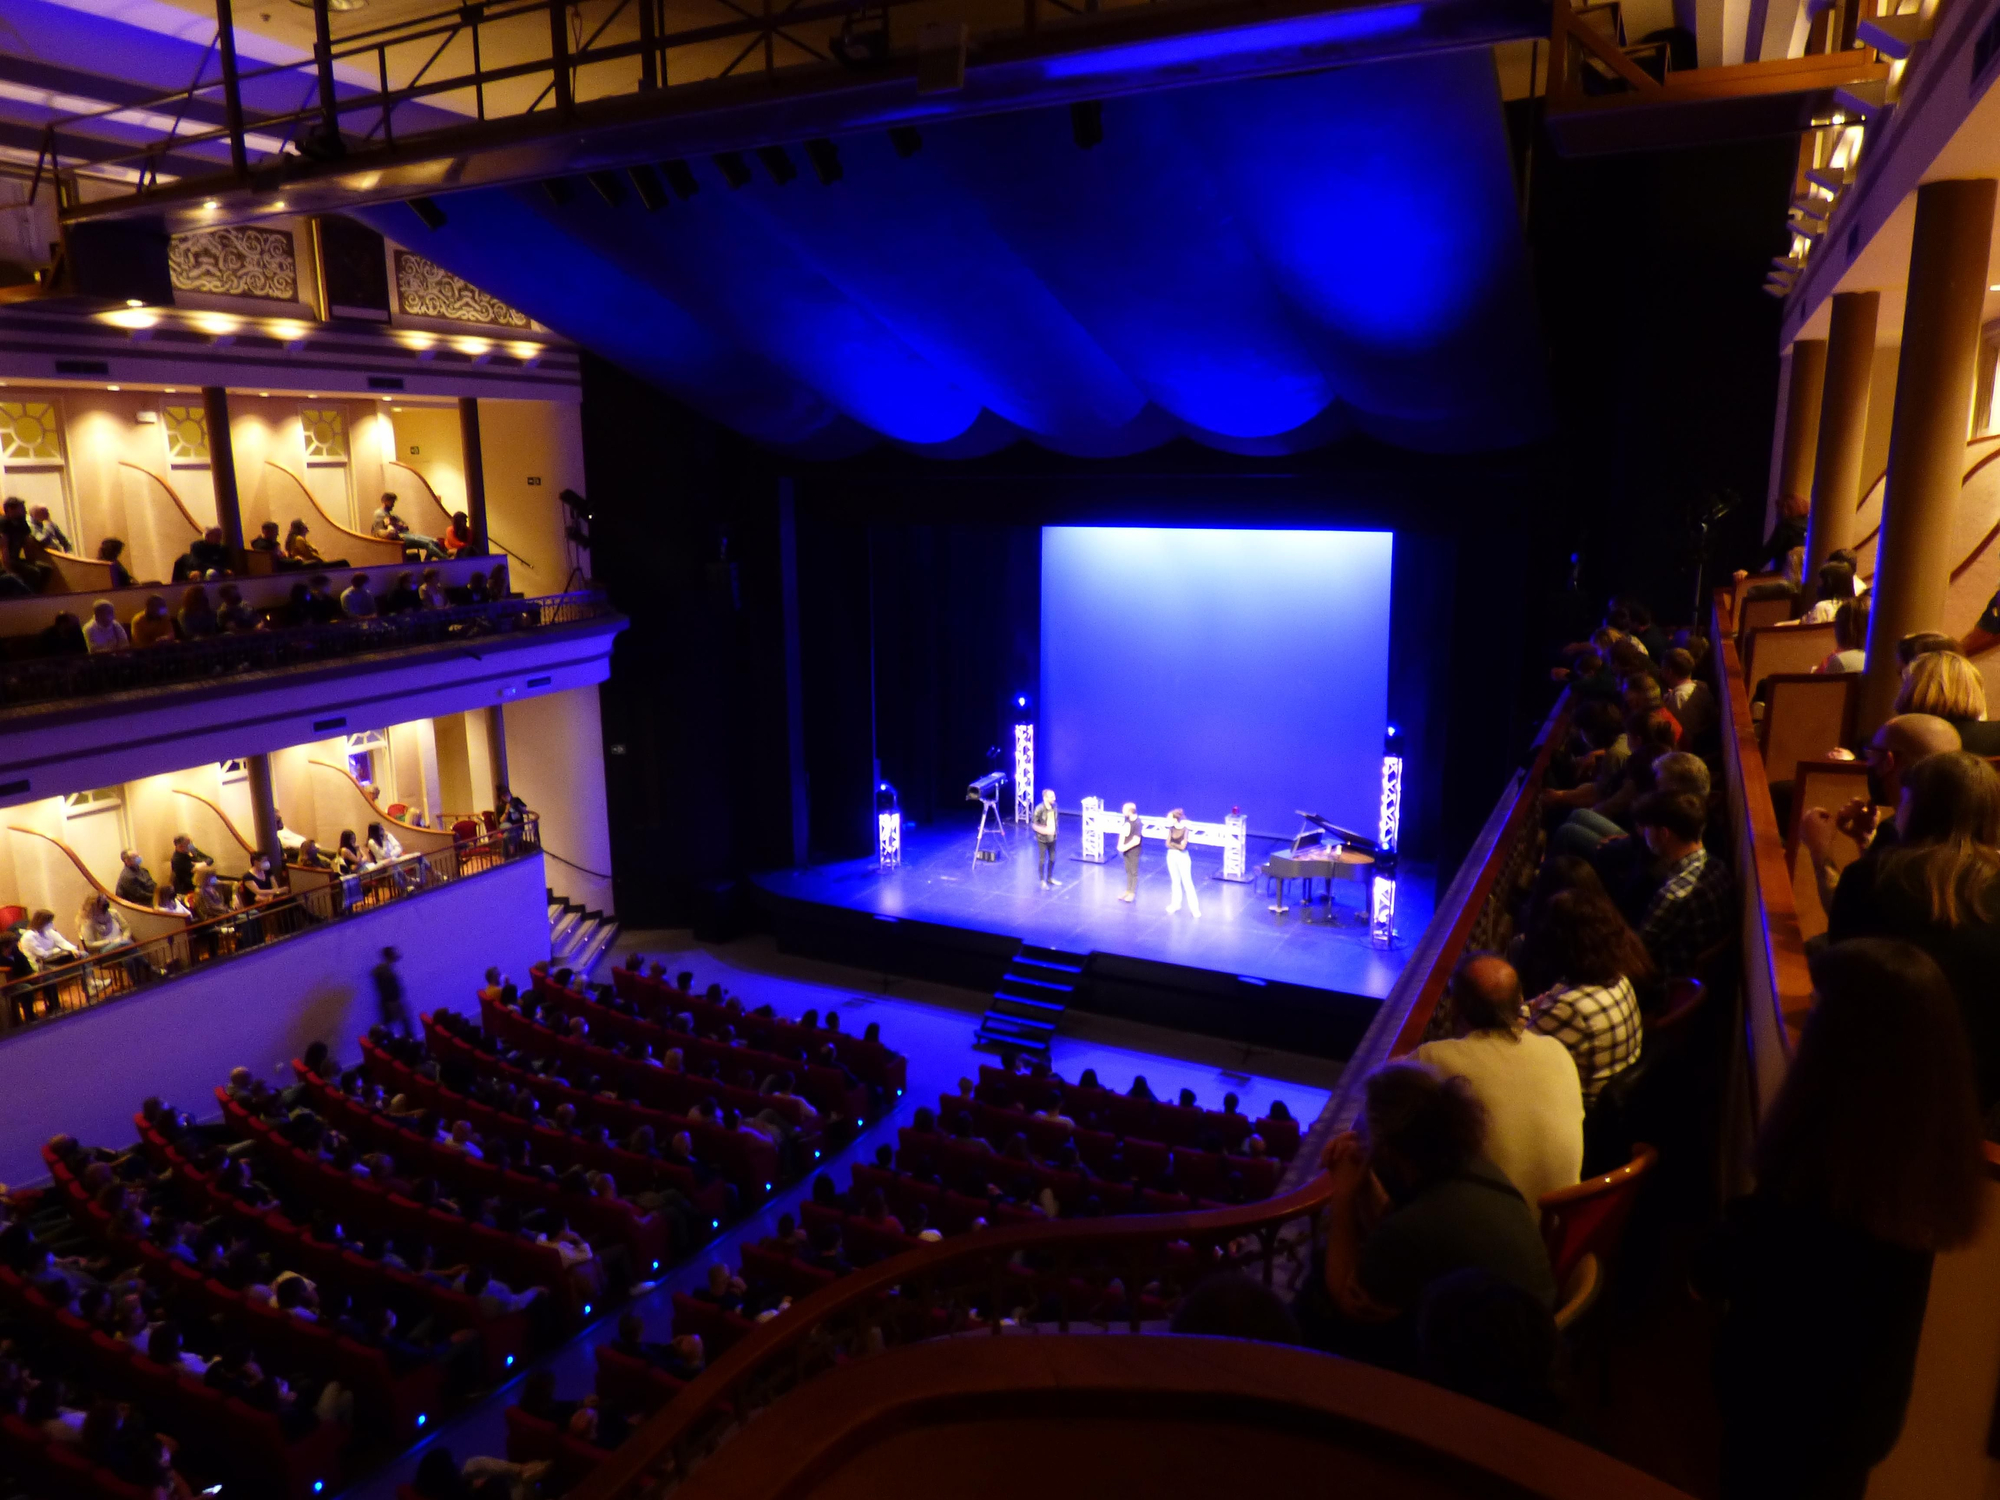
xmin=1634 ymin=790 xmax=1733 ymax=978
xmin=1530 ymin=976 xmax=1643 ymax=1107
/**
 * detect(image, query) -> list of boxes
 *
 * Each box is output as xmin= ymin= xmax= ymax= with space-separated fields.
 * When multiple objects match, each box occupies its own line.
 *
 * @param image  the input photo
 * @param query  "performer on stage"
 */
xmin=1117 ymin=801 xmax=1142 ymax=904
xmin=1164 ymin=808 xmax=1200 ymax=917
xmin=1032 ymin=788 xmax=1061 ymax=888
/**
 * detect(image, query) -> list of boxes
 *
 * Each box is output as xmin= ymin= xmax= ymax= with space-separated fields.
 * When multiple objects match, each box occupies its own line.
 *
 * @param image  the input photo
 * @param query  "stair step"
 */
xmin=1014 ymin=954 xmax=1085 ymax=976
xmin=1000 ymin=971 xmax=1075 ymax=995
xmin=574 ymin=921 xmax=621 ymax=976
xmin=981 ymin=1010 xmax=1056 ymax=1035
xmin=560 ymin=917 xmax=601 ymax=960
xmin=549 ymin=910 xmax=584 ymax=948
xmin=993 ymin=988 xmax=1067 ymax=1013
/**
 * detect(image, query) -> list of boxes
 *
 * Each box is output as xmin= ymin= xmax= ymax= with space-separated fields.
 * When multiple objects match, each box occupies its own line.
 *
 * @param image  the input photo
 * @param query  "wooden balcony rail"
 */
xmin=1 ymin=819 xmax=538 ymax=1031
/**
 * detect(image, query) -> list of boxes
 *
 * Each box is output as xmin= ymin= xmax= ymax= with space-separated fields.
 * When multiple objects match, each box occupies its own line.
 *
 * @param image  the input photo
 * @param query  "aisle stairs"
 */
xmin=547 ymin=888 xmax=620 ymax=978
xmin=975 ymin=944 xmax=1087 ymax=1057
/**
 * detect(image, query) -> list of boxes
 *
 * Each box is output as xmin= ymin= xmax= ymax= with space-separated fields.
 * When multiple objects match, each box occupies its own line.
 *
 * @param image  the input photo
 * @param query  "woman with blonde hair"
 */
xmin=1896 ymin=650 xmax=2000 ymax=753
xmin=76 ymin=893 xmax=133 ymax=956
xmin=1829 ymin=751 xmax=2000 ymax=1113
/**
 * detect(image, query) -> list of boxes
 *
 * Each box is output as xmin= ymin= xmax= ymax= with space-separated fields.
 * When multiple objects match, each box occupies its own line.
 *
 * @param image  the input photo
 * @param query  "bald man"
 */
xmin=1414 ymin=954 xmax=1582 ymax=1206
xmin=1799 ymin=713 xmax=1961 ymax=914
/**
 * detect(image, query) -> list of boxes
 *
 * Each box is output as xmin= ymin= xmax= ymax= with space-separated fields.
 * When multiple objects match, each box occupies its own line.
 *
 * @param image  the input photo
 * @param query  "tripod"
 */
xmin=973 ymin=784 xmax=1009 ymax=864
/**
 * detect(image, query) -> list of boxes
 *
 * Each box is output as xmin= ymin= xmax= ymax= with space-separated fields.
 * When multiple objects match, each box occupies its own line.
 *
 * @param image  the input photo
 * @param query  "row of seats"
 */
xmin=973 ymin=1064 xmax=1300 ymax=1159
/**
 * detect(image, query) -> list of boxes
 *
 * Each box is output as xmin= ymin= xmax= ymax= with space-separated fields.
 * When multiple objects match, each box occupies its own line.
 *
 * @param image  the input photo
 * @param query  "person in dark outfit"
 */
xmin=1699 ymin=939 xmax=1985 ymax=1500
xmin=1826 ymin=751 xmax=2000 ymax=1119
xmin=1032 ymin=788 xmax=1060 ymax=888
xmin=1799 ymin=714 xmax=1958 ymax=919
xmin=374 ymin=945 xmax=412 ymax=1038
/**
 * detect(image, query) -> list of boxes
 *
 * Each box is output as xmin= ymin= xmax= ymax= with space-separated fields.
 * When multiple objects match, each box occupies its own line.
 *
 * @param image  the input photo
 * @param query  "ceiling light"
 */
xmin=102 ymin=308 xmax=159 ymax=330
xmin=288 ymin=0 xmax=366 ymax=11
xmin=201 ymin=199 xmax=220 ymax=210
xmin=124 ymin=298 xmax=144 ymax=308
xmin=259 ymin=391 xmax=270 ymax=397
xmin=193 ymin=312 xmax=240 ymax=337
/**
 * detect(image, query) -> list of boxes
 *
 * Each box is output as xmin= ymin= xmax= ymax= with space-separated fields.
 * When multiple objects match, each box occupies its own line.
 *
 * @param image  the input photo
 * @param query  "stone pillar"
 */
xmin=202 ymin=386 xmax=245 ymax=567
xmin=1807 ymin=292 xmax=1880 ymax=576
xmin=1860 ymin=180 xmax=1997 ymax=734
xmin=459 ymin=397 xmax=489 ymax=555
xmin=245 ymin=752 xmax=287 ymax=885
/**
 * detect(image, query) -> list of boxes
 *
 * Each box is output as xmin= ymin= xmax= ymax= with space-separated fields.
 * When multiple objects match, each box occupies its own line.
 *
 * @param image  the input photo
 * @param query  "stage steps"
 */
xmin=547 ymin=888 xmax=620 ymax=979
xmin=976 ymin=945 xmax=1088 ymax=1057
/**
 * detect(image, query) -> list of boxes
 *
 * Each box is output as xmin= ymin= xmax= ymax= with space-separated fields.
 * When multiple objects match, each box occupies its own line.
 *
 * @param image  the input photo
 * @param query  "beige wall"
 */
xmin=478 ymin=399 xmax=585 ymax=598
xmin=504 ymin=686 xmax=613 ymax=913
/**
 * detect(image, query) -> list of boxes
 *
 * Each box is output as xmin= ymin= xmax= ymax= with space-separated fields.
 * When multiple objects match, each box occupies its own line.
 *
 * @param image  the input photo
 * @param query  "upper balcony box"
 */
xmin=0 ymin=585 xmax=624 ymax=808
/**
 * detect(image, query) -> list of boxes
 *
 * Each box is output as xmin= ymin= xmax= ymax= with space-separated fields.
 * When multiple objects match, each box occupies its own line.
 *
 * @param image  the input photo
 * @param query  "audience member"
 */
xmin=1630 ymin=790 xmax=1733 ymax=979
xmin=340 ymin=573 xmax=378 ymax=619
xmin=82 ymin=599 xmax=129 ymax=653
xmin=38 ymin=610 xmax=85 ymax=656
xmin=97 ymin=536 xmax=133 ymax=588
xmin=128 ymin=595 xmax=174 ymax=648
xmin=1816 ymin=596 xmax=1870 ymax=675
xmin=1415 ymin=955 xmax=1583 ymax=1205
xmin=1896 ymin=651 xmax=2000 ymax=755
xmin=285 ymin=519 xmax=326 ymax=565
xmin=1524 ymin=889 xmax=1648 ymax=1106
xmin=114 ymin=849 xmax=156 ymax=907
xmin=1799 ymin=714 xmax=1959 ymax=917
xmin=370 ymin=492 xmax=445 ymax=560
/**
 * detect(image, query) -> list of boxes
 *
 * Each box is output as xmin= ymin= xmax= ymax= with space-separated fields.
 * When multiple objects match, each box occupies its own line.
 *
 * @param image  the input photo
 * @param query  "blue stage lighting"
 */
xmin=1039 ymin=6 xmax=1423 ymax=80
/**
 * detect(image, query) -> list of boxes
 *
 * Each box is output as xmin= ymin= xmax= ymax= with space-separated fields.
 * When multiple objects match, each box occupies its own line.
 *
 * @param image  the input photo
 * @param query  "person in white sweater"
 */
xmin=1414 ymin=953 xmax=1584 ymax=1208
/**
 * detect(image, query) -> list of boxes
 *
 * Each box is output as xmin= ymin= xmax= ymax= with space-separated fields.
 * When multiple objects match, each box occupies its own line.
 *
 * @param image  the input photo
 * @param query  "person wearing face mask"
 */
xmin=1827 ymin=751 xmax=2000 ymax=1116
xmin=1800 ymin=713 xmax=1961 ymax=920
xmin=1629 ymin=790 xmax=1733 ymax=980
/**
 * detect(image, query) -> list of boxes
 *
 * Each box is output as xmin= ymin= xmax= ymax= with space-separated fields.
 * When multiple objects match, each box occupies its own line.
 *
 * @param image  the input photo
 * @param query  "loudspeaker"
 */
xmin=62 ymin=217 xmax=172 ymax=305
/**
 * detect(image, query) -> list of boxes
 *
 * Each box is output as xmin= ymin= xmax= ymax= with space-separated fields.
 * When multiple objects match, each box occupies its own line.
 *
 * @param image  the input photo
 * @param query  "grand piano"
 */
xmin=1262 ymin=813 xmax=1381 ymax=923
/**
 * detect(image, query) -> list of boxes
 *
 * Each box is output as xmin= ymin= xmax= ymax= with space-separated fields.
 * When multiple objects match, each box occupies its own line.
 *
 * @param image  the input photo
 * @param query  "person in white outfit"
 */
xmin=1164 ymin=808 xmax=1200 ymax=917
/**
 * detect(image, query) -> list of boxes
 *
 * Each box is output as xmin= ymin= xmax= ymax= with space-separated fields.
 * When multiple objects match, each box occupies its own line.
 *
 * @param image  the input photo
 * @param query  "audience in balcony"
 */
xmin=251 ymin=520 xmax=285 ymax=563
xmin=1631 ymin=790 xmax=1733 ymax=979
xmin=18 ymin=909 xmax=79 ymax=972
xmin=1701 ymin=939 xmax=1985 ymax=1500
xmin=1522 ymin=888 xmax=1648 ymax=1106
xmin=370 ymin=492 xmax=446 ymax=561
xmin=216 ymin=583 xmax=261 ymax=633
xmin=83 ymin=599 xmax=130 ymax=652
xmin=1896 ymin=649 xmax=2000 ymax=755
xmin=1825 ymin=751 xmax=2000 ymax=1118
xmin=341 ymin=573 xmax=379 ymax=619
xmin=1800 ymin=714 xmax=1960 ymax=917
xmin=1301 ymin=1060 xmax=1555 ymax=1370
xmin=1413 ymin=955 xmax=1582 ymax=1206
xmin=1661 ymin=647 xmax=1716 ymax=741
xmin=76 ymin=894 xmax=134 ymax=957
xmin=383 ymin=571 xmax=422 ymax=614
xmin=129 ymin=595 xmax=174 ymax=648
xmin=172 ymin=526 xmax=234 ymax=582
xmin=420 ymin=568 xmax=450 ymax=609
xmin=38 ymin=609 xmax=84 ymax=656
xmin=285 ymin=519 xmax=327 ymax=566
xmin=1814 ymin=597 xmax=1870 ymax=675
xmin=96 ymin=536 xmax=133 ymax=589
xmin=27 ymin=504 xmax=71 ymax=554
xmin=1 ymin=496 xmax=54 ymax=593
xmin=444 ymin=511 xmax=475 ymax=557
xmin=114 ymin=848 xmax=156 ymax=907
xmin=177 ymin=584 xmax=218 ymax=640
xmin=170 ymin=834 xmax=212 ymax=897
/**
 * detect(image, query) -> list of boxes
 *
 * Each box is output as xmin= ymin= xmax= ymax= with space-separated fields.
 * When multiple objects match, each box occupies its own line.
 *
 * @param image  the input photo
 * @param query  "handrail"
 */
xmin=170 ymin=788 xmax=258 ymax=857
xmin=1 ymin=820 xmax=538 ymax=1031
xmin=5 ymin=824 xmax=188 ymax=932
xmin=1849 ymin=436 xmax=2000 ymax=577
xmin=569 ymin=1175 xmax=1334 ymax=1499
xmin=1711 ymin=591 xmax=1810 ymax=1126
xmin=305 ymin=757 xmax=454 ymax=846
xmin=385 ymin=460 xmax=533 ymax=572
xmin=115 ymin=461 xmax=207 ymax=540
xmin=263 ymin=461 xmax=403 ymax=561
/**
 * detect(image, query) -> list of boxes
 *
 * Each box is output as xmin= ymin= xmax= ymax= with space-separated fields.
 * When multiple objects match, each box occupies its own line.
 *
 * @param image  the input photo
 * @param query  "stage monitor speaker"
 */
xmin=62 ymin=218 xmax=172 ymax=306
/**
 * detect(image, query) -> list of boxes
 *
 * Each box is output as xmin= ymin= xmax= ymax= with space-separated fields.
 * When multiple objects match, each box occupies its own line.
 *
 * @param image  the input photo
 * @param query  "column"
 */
xmin=244 ymin=752 xmax=288 ymax=885
xmin=1806 ymin=292 xmax=1880 ymax=575
xmin=1780 ymin=337 xmax=1827 ymax=558
xmin=487 ymin=704 xmax=510 ymax=797
xmin=458 ymin=397 xmax=489 ymax=555
xmin=202 ymin=386 xmax=246 ymax=567
xmin=1860 ymin=179 xmax=1998 ymax=734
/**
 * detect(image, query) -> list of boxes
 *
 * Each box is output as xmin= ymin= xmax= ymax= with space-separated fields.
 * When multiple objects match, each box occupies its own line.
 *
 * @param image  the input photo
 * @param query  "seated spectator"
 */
xmin=383 ymin=570 xmax=421 ymax=614
xmin=1415 ymin=954 xmax=1583 ymax=1205
xmin=692 ymin=1261 xmax=745 ymax=1314
xmin=189 ymin=868 xmax=231 ymax=923
xmin=1816 ymin=596 xmax=1870 ymax=676
xmin=1800 ymin=714 xmax=1959 ymax=917
xmin=83 ymin=599 xmax=130 ymax=653
xmin=1826 ymin=751 xmax=2000 ymax=1116
xmin=27 ymin=504 xmax=70 ymax=553
xmin=1414 ymin=1267 xmax=1563 ymax=1428
xmin=188 ymin=526 xmax=232 ymax=575
xmin=419 ymin=567 xmax=450 ymax=609
xmin=39 ymin=609 xmax=85 ymax=656
xmin=1631 ymin=790 xmax=1733 ymax=978
xmin=170 ymin=834 xmax=212 ymax=896
xmin=97 ymin=536 xmax=134 ymax=589
xmin=114 ymin=848 xmax=156 ymax=907
xmin=128 ymin=595 xmax=174 ymax=648
xmin=1298 ymin=1061 xmax=1555 ymax=1370
xmin=250 ymin=519 xmax=284 ymax=559
xmin=340 ymin=573 xmax=378 ymax=619
xmin=1799 ymin=558 xmax=1858 ymax=624
xmin=216 ymin=584 xmax=261 ymax=632
xmin=286 ymin=519 xmax=326 ymax=565
xmin=1661 ymin=647 xmax=1716 ymax=741
xmin=370 ymin=492 xmax=445 ymax=560
xmin=1524 ymin=888 xmax=1649 ymax=1106
xmin=444 ymin=510 xmax=475 ymax=557
xmin=303 ymin=574 xmax=343 ymax=625
xmin=0 ymin=496 xmax=53 ymax=592
xmin=1701 ymin=939 xmax=1984 ymax=1498
xmin=75 ymin=894 xmax=134 ymax=957
xmin=177 ymin=583 xmax=218 ymax=639
xmin=1897 ymin=650 xmax=2000 ymax=755
xmin=18 ymin=909 xmax=79 ymax=971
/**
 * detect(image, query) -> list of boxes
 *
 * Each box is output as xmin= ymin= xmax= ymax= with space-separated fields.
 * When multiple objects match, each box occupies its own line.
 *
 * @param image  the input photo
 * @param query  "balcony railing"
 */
xmin=2 ymin=819 xmax=539 ymax=1031
xmin=0 ymin=591 xmax=614 ymax=712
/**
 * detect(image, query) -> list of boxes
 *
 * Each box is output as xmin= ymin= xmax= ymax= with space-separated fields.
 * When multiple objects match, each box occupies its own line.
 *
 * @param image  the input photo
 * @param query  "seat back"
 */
xmin=1744 ymin=622 xmax=1836 ymax=685
xmin=1537 ymin=1143 xmax=1659 ymax=1286
xmin=1736 ymin=595 xmax=1797 ymax=659
xmin=1786 ymin=758 xmax=1872 ymax=939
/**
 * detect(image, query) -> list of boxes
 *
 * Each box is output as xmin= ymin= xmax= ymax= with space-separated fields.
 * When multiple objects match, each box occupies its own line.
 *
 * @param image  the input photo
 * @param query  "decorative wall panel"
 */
xmin=169 ymin=226 xmax=300 ymax=301
xmin=0 ymin=402 xmax=62 ymax=463
xmin=301 ymin=407 xmax=349 ymax=462
xmin=393 ymin=250 xmax=530 ymax=328
xmin=162 ymin=405 xmax=210 ymax=463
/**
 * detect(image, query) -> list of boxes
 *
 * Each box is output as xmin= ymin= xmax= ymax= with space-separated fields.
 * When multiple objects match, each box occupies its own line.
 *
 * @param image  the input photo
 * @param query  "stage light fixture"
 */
xmin=878 ymin=782 xmax=902 ymax=869
xmin=890 ymin=125 xmax=923 ymax=158
xmin=832 ymin=8 xmax=891 ymax=67
xmin=661 ymin=159 xmax=700 ymax=198
xmin=805 ymin=138 xmax=843 ymax=185
xmin=629 ymin=164 xmax=669 ymax=212
xmin=1371 ymin=727 xmax=1402 ymax=950
xmin=1070 ymin=100 xmax=1103 ymax=149
xmin=407 ymin=196 xmax=448 ymax=231
xmin=757 ymin=145 xmax=798 ymax=185
xmin=714 ymin=152 xmax=753 ymax=189
xmin=586 ymin=171 xmax=628 ymax=207
xmin=542 ymin=178 xmax=577 ymax=206
xmin=1013 ymin=721 xmax=1035 ymax=824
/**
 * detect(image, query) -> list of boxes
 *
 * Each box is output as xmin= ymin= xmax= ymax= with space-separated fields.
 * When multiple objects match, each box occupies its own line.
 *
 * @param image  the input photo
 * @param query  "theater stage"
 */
xmin=749 ymin=813 xmax=1435 ymax=1060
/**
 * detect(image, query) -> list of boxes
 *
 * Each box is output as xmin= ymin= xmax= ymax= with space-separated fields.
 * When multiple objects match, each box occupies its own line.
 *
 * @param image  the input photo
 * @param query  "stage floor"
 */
xmin=754 ymin=814 xmax=1434 ymax=1001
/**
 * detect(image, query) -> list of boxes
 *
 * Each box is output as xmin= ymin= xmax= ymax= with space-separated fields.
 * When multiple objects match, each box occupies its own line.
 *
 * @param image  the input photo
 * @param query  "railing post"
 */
xmin=213 ymin=0 xmax=250 ymax=177
xmin=639 ymin=0 xmax=658 ymax=89
xmin=549 ymin=0 xmax=574 ymax=114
